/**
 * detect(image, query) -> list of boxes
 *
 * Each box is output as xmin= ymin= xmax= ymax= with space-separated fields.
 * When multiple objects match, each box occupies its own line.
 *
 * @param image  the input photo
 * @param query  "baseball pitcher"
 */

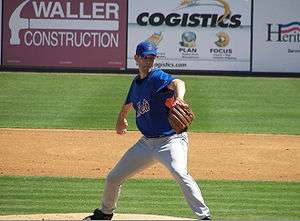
xmin=84 ymin=41 xmax=211 ymax=220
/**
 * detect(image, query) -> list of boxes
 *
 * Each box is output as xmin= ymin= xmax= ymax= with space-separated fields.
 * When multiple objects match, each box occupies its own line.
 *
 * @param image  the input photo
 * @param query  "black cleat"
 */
xmin=83 ymin=209 xmax=113 ymax=220
xmin=202 ymin=216 xmax=211 ymax=220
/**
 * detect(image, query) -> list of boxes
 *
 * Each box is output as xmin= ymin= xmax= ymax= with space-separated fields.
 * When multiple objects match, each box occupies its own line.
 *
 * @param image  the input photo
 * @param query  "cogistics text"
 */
xmin=137 ymin=13 xmax=241 ymax=28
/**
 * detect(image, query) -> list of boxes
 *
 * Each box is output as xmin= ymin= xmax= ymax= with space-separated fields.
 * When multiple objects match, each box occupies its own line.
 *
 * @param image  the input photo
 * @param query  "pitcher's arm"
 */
xmin=116 ymin=103 xmax=133 ymax=135
xmin=168 ymin=79 xmax=186 ymax=100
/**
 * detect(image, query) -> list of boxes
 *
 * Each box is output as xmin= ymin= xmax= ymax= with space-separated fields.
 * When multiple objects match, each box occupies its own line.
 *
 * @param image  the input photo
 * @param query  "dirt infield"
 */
xmin=1 ymin=128 xmax=299 ymax=220
xmin=0 ymin=213 xmax=194 ymax=220
xmin=1 ymin=128 xmax=299 ymax=181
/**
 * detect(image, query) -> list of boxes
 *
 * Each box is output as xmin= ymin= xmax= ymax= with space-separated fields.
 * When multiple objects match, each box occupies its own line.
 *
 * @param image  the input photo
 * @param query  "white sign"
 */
xmin=252 ymin=0 xmax=300 ymax=73
xmin=127 ymin=0 xmax=251 ymax=71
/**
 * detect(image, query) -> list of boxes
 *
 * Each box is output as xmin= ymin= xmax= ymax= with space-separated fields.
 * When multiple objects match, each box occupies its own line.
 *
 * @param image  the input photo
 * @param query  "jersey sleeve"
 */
xmin=124 ymin=80 xmax=134 ymax=104
xmin=152 ymin=69 xmax=175 ymax=92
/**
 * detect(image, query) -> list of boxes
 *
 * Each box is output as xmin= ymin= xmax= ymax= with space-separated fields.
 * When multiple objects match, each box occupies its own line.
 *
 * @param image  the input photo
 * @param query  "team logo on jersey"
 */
xmin=137 ymin=99 xmax=150 ymax=117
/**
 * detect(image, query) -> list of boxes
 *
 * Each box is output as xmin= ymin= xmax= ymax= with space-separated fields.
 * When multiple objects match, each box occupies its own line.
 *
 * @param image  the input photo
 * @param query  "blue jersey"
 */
xmin=125 ymin=68 xmax=176 ymax=137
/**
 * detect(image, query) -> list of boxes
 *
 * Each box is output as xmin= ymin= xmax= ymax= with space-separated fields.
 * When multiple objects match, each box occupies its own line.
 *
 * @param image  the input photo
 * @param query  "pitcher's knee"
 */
xmin=105 ymin=171 xmax=123 ymax=185
xmin=170 ymin=166 xmax=189 ymax=180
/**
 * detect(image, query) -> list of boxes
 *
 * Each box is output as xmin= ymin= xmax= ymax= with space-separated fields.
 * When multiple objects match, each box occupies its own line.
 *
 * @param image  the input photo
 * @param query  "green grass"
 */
xmin=1 ymin=73 xmax=299 ymax=220
xmin=0 ymin=72 xmax=133 ymax=130
xmin=187 ymin=75 xmax=300 ymax=134
xmin=0 ymin=72 xmax=299 ymax=134
xmin=0 ymin=176 xmax=299 ymax=220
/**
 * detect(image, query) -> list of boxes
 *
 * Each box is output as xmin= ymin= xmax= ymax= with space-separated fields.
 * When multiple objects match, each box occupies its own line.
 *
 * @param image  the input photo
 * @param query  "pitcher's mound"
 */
xmin=0 ymin=213 xmax=194 ymax=220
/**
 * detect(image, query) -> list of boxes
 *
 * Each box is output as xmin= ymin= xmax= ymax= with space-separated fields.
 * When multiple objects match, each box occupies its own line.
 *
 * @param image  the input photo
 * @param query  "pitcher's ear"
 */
xmin=134 ymin=54 xmax=139 ymax=61
xmin=134 ymin=55 xmax=138 ymax=66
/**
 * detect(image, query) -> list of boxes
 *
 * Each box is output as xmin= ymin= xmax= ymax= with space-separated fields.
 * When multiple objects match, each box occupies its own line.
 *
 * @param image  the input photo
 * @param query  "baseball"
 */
xmin=122 ymin=119 xmax=128 ymax=133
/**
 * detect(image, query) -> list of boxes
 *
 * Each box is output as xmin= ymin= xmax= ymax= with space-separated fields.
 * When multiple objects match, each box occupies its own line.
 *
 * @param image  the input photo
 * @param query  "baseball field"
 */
xmin=0 ymin=72 xmax=299 ymax=220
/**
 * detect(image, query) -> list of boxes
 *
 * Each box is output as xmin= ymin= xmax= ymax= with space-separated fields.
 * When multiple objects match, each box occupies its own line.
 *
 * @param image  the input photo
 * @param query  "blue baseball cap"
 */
xmin=136 ymin=41 xmax=158 ymax=57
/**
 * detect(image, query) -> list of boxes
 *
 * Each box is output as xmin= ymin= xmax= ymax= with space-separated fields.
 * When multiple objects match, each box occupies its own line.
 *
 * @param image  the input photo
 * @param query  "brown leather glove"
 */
xmin=168 ymin=98 xmax=195 ymax=134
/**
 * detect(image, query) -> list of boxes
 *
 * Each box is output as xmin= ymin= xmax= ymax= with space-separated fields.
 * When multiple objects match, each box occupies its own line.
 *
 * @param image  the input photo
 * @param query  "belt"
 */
xmin=144 ymin=135 xmax=167 ymax=138
xmin=144 ymin=133 xmax=174 ymax=138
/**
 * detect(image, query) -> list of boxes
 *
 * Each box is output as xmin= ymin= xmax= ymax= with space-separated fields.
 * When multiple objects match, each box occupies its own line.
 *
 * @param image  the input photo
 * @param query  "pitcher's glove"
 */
xmin=168 ymin=98 xmax=195 ymax=134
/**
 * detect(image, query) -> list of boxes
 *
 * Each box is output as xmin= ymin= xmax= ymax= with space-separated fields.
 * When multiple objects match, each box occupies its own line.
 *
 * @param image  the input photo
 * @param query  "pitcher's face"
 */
xmin=135 ymin=55 xmax=156 ymax=71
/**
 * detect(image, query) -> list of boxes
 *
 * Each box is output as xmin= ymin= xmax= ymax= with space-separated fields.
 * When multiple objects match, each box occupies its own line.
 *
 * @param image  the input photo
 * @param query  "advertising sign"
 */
xmin=3 ymin=0 xmax=127 ymax=69
xmin=252 ymin=0 xmax=300 ymax=73
xmin=127 ymin=0 xmax=251 ymax=71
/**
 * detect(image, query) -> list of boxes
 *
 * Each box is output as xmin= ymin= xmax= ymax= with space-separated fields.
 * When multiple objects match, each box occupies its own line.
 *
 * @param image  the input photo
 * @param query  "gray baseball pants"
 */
xmin=99 ymin=132 xmax=211 ymax=219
